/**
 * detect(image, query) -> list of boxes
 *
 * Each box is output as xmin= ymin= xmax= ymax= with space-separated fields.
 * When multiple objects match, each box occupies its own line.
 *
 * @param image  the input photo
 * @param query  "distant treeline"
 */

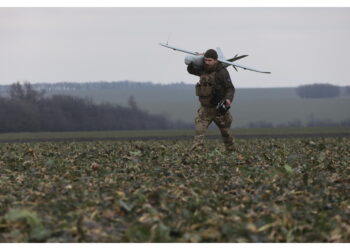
xmin=0 ymin=82 xmax=191 ymax=133
xmin=0 ymin=81 xmax=189 ymax=93
xmin=1 ymin=81 xmax=349 ymax=99
xmin=296 ymin=83 xmax=348 ymax=98
xmin=346 ymin=86 xmax=350 ymax=95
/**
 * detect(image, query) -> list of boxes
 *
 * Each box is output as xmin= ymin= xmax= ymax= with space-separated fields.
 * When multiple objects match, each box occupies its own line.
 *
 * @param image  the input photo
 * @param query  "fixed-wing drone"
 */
xmin=159 ymin=43 xmax=270 ymax=74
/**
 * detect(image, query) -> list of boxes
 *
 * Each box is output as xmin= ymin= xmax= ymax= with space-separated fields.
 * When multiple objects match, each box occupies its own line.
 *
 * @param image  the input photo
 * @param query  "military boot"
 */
xmin=221 ymin=134 xmax=235 ymax=152
xmin=191 ymin=134 xmax=205 ymax=152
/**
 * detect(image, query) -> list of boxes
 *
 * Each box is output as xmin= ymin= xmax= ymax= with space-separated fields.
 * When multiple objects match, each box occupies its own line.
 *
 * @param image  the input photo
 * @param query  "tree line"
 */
xmin=296 ymin=83 xmax=345 ymax=98
xmin=0 ymin=81 xmax=189 ymax=93
xmin=0 ymin=82 xmax=191 ymax=133
xmin=2 ymin=81 xmax=349 ymax=98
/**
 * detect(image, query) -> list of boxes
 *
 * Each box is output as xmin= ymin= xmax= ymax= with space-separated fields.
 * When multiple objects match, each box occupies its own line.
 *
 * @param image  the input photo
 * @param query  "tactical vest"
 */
xmin=195 ymin=71 xmax=216 ymax=107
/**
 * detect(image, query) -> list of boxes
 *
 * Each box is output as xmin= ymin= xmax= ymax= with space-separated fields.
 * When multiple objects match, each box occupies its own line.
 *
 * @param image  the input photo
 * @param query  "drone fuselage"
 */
xmin=184 ymin=55 xmax=204 ymax=68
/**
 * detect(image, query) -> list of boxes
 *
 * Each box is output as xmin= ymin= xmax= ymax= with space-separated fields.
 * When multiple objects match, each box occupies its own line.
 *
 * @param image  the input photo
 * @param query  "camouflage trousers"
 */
xmin=191 ymin=106 xmax=235 ymax=151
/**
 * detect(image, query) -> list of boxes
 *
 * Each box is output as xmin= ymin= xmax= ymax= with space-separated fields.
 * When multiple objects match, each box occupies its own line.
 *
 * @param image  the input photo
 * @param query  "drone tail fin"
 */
xmin=227 ymin=54 xmax=248 ymax=62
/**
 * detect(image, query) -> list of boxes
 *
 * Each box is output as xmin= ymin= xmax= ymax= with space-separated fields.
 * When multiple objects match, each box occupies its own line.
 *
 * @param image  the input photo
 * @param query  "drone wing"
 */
xmin=216 ymin=47 xmax=225 ymax=60
xmin=159 ymin=43 xmax=199 ymax=55
xmin=218 ymin=58 xmax=271 ymax=74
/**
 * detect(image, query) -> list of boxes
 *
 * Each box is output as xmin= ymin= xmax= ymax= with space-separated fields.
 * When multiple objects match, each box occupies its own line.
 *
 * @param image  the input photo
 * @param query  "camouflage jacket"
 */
xmin=187 ymin=62 xmax=235 ymax=104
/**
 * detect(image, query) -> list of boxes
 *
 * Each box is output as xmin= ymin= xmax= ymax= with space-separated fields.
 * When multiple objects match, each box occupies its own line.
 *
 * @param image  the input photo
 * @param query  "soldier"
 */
xmin=187 ymin=49 xmax=236 ymax=152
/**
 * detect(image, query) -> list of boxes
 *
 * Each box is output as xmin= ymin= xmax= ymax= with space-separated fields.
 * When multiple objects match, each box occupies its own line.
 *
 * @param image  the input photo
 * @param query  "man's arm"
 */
xmin=187 ymin=63 xmax=203 ymax=76
xmin=218 ymin=68 xmax=235 ymax=105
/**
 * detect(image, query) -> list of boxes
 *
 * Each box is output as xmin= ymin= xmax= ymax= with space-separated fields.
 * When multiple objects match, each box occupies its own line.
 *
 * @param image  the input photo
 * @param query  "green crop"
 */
xmin=0 ymin=138 xmax=349 ymax=242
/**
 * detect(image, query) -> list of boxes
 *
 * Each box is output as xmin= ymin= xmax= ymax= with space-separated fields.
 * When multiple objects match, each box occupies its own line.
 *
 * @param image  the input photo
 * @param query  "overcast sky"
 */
xmin=0 ymin=7 xmax=349 ymax=87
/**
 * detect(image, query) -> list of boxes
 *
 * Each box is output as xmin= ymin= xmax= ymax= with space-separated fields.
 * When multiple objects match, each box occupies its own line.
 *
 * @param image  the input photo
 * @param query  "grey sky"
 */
xmin=0 ymin=7 xmax=349 ymax=87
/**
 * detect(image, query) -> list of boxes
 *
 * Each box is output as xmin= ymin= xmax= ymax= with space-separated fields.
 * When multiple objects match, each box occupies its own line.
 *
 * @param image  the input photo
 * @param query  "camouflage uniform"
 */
xmin=188 ymin=62 xmax=236 ymax=151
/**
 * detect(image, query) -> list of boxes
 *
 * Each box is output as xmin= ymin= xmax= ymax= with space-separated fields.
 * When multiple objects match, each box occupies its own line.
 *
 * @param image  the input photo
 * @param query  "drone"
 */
xmin=160 ymin=43 xmax=270 ymax=74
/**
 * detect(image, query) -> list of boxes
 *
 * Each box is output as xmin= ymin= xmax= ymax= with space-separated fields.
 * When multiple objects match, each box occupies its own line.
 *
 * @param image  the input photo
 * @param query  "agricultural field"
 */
xmin=1 ymin=126 xmax=350 ymax=142
xmin=0 ymin=136 xmax=349 ymax=242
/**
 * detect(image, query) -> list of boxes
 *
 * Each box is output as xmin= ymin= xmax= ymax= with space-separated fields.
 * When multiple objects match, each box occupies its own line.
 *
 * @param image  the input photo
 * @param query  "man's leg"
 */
xmin=191 ymin=107 xmax=212 ymax=151
xmin=214 ymin=111 xmax=235 ymax=151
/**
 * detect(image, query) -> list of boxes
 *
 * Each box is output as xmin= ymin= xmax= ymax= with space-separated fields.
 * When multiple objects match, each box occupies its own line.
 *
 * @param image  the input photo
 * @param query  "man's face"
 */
xmin=204 ymin=57 xmax=217 ymax=67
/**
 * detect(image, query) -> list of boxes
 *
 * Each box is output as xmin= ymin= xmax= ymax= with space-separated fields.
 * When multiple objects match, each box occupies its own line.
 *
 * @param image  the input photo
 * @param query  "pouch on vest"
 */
xmin=195 ymin=84 xmax=213 ymax=97
xmin=196 ymin=71 xmax=216 ymax=106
